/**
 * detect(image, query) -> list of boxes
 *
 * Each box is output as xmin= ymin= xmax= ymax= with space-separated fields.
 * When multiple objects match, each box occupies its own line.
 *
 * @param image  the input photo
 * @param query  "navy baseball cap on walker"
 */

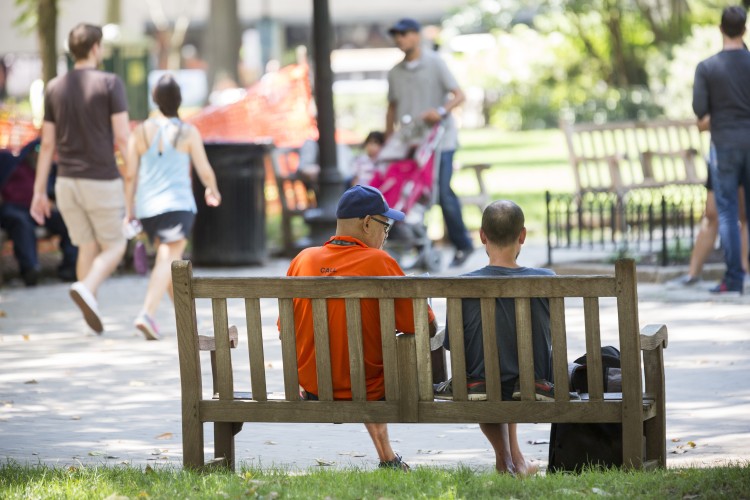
xmin=336 ymin=185 xmax=405 ymax=221
xmin=388 ymin=18 xmax=421 ymax=35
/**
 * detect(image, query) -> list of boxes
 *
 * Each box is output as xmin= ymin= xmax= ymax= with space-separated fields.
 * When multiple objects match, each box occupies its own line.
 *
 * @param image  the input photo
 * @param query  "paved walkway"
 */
xmin=1 ymin=243 xmax=749 ymax=471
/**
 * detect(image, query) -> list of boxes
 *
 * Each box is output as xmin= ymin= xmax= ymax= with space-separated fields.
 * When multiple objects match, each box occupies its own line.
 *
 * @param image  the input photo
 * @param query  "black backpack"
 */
xmin=547 ymin=346 xmax=623 ymax=473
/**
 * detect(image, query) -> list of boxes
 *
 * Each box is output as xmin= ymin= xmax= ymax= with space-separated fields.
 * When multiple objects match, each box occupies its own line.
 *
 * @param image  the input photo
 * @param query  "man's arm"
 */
xmin=30 ymin=121 xmax=56 ymax=224
xmin=123 ymin=123 xmax=142 ymax=221
xmin=385 ymin=101 xmax=397 ymax=139
xmin=692 ymin=63 xmax=709 ymax=120
xmin=111 ymin=111 xmax=130 ymax=177
xmin=422 ymin=87 xmax=466 ymax=126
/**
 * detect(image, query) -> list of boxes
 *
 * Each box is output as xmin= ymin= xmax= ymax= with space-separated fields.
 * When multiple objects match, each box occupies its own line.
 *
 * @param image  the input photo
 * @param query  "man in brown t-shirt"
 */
xmin=30 ymin=23 xmax=131 ymax=334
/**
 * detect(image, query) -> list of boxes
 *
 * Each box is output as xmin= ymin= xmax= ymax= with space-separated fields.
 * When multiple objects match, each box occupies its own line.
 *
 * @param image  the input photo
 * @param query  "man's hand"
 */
xmin=421 ymin=109 xmax=443 ymax=126
xmin=697 ymin=114 xmax=711 ymax=132
xmin=29 ymin=192 xmax=51 ymax=225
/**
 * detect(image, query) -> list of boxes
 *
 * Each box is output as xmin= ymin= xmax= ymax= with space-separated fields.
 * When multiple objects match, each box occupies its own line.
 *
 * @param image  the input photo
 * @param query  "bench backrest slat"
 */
xmin=584 ymin=297 xmax=605 ymax=401
xmin=278 ymin=298 xmax=300 ymax=399
xmin=446 ymin=298 xmax=468 ymax=401
xmin=414 ymin=299 xmax=435 ymax=402
xmin=312 ymin=298 xmax=334 ymax=400
xmin=345 ymin=298 xmax=367 ymax=402
xmin=190 ymin=276 xmax=618 ymax=298
xmin=379 ymin=299 xmax=399 ymax=401
xmin=549 ymin=297 xmax=571 ymax=401
xmin=212 ymin=298 xmax=234 ymax=400
xmin=480 ymin=298 xmax=502 ymax=402
xmin=245 ymin=298 xmax=267 ymax=402
xmin=515 ymin=298 xmax=537 ymax=402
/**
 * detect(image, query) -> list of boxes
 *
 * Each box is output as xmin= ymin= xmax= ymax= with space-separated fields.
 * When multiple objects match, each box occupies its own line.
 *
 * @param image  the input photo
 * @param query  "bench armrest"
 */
xmin=199 ymin=325 xmax=239 ymax=350
xmin=640 ymin=324 xmax=668 ymax=350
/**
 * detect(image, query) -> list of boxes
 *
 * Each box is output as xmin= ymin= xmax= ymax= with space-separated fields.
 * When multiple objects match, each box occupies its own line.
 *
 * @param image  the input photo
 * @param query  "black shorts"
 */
xmin=140 ymin=210 xmax=195 ymax=244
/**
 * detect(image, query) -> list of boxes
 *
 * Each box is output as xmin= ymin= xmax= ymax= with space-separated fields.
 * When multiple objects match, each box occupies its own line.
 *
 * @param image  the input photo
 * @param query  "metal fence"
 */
xmin=546 ymin=185 xmax=707 ymax=266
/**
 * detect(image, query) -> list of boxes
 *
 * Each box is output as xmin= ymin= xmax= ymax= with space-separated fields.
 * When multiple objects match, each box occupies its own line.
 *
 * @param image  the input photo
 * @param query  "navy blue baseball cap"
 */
xmin=388 ymin=18 xmax=421 ymax=35
xmin=336 ymin=185 xmax=405 ymax=221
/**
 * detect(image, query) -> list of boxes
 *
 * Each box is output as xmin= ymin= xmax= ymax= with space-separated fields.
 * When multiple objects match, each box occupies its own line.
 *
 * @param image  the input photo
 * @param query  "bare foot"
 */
xmin=514 ymin=460 xmax=539 ymax=477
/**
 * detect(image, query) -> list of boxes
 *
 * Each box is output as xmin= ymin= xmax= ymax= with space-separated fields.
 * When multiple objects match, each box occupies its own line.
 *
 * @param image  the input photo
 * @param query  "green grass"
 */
xmin=1 ymin=462 xmax=749 ymax=499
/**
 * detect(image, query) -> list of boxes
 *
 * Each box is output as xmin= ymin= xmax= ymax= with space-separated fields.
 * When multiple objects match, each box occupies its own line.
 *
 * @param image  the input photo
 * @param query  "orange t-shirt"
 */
xmin=284 ymin=235 xmax=435 ymax=400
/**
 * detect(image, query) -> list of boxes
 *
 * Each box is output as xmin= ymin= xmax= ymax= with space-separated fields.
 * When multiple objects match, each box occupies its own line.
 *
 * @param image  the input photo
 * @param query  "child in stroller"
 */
xmin=370 ymin=122 xmax=444 ymax=271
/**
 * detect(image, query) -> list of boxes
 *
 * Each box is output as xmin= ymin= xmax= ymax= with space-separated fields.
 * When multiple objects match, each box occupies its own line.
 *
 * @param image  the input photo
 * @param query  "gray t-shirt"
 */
xmin=693 ymin=49 xmax=750 ymax=149
xmin=387 ymin=50 xmax=459 ymax=150
xmin=44 ymin=68 xmax=129 ymax=180
xmin=444 ymin=265 xmax=555 ymax=396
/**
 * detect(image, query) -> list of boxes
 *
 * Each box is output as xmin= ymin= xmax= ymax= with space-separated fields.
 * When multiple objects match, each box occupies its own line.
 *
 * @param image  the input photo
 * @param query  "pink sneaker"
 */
xmin=134 ymin=313 xmax=160 ymax=341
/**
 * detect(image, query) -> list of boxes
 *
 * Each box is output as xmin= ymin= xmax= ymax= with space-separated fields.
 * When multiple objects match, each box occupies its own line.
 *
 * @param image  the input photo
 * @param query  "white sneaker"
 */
xmin=134 ymin=312 xmax=161 ymax=341
xmin=69 ymin=282 xmax=103 ymax=333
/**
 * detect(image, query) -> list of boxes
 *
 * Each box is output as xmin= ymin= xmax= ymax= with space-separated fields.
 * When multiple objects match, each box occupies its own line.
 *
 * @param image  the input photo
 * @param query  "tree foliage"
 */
xmin=14 ymin=0 xmax=58 ymax=83
xmin=444 ymin=0 xmax=739 ymax=128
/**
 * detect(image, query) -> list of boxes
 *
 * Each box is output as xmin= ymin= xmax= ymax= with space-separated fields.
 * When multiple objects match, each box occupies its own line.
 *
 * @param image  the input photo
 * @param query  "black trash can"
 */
xmin=191 ymin=141 xmax=270 ymax=266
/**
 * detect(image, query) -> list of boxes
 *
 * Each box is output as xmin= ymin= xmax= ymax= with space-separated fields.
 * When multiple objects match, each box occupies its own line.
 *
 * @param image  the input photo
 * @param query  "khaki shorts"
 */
xmin=55 ymin=177 xmax=126 ymax=247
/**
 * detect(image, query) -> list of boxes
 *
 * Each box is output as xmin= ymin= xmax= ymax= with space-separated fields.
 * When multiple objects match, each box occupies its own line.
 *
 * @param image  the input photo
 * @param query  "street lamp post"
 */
xmin=305 ymin=0 xmax=344 ymax=244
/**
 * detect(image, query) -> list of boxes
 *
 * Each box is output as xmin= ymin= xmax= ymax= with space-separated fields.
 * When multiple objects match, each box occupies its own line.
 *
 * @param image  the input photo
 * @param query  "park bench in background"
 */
xmin=269 ymin=146 xmax=317 ymax=256
xmin=172 ymin=259 xmax=667 ymax=472
xmin=547 ymin=119 xmax=708 ymax=266
xmin=0 ymin=226 xmax=53 ymax=286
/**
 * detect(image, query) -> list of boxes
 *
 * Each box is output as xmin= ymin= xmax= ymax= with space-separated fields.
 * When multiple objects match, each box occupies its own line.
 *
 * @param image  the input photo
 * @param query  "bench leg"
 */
xmin=643 ymin=348 xmax=667 ymax=468
xmin=214 ymin=422 xmax=241 ymax=471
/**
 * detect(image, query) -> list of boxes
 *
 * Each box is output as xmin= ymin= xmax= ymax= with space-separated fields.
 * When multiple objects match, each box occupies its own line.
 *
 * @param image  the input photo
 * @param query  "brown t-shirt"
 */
xmin=43 ymin=69 xmax=128 ymax=180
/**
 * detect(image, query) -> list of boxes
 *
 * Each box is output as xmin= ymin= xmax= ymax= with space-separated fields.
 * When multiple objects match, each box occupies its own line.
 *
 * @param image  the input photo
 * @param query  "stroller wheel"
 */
xmin=426 ymin=249 xmax=442 ymax=273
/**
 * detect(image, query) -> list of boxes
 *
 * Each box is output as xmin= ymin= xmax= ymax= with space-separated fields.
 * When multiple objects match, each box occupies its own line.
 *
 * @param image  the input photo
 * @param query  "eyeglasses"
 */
xmin=369 ymin=217 xmax=392 ymax=236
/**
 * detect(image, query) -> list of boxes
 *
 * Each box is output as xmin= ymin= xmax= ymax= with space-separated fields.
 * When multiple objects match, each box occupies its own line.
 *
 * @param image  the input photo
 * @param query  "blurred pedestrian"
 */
xmin=124 ymin=74 xmax=221 ymax=340
xmin=692 ymin=6 xmax=750 ymax=294
xmin=30 ymin=23 xmax=131 ymax=333
xmin=386 ymin=18 xmax=474 ymax=267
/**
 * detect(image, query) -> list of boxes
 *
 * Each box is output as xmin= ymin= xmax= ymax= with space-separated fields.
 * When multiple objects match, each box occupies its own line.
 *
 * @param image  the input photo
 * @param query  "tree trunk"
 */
xmin=37 ymin=0 xmax=57 ymax=84
xmin=205 ymin=0 xmax=241 ymax=93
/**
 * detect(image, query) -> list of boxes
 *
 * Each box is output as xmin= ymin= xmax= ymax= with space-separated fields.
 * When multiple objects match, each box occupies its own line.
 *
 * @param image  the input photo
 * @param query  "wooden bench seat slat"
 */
xmin=414 ymin=299 xmax=433 ymax=402
xmin=515 ymin=298 xmax=536 ymax=402
xmin=549 ymin=297 xmax=570 ymax=402
xmin=245 ymin=299 xmax=267 ymax=402
xmin=480 ymin=298 xmax=502 ymax=402
xmin=191 ymin=276 xmax=618 ymax=299
xmin=212 ymin=298 xmax=233 ymax=401
xmin=278 ymin=298 xmax=300 ymax=400
xmin=345 ymin=298 xmax=367 ymax=402
xmin=379 ymin=299 xmax=399 ymax=401
xmin=446 ymin=298 xmax=468 ymax=401
xmin=312 ymin=298 xmax=333 ymax=401
xmin=583 ymin=297 xmax=605 ymax=402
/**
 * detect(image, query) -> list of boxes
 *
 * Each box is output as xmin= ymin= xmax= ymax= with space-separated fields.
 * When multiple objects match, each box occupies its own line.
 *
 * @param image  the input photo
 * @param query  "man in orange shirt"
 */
xmin=286 ymin=184 xmax=437 ymax=471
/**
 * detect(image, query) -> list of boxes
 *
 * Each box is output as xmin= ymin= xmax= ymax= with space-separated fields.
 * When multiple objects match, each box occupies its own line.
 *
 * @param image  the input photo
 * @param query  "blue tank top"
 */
xmin=135 ymin=118 xmax=197 ymax=219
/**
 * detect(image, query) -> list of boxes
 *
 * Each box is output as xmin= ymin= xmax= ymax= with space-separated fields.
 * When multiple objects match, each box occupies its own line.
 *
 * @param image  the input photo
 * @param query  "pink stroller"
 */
xmin=370 ymin=124 xmax=444 ymax=271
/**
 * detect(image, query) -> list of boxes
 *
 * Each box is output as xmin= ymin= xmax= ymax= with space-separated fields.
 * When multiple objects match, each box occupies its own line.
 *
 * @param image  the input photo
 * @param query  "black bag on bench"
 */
xmin=548 ymin=346 xmax=623 ymax=472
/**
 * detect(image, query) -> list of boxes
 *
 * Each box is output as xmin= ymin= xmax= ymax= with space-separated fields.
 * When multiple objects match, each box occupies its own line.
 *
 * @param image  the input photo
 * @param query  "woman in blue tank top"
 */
xmin=123 ymin=74 xmax=222 ymax=340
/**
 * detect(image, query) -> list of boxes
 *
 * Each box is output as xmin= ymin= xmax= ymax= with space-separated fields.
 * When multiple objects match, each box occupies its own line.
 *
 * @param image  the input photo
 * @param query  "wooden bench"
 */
xmin=559 ymin=118 xmax=707 ymax=195
xmin=172 ymin=258 xmax=668 ymax=472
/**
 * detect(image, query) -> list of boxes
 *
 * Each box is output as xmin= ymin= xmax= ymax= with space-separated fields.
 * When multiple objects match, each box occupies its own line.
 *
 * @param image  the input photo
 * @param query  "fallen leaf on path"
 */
xmin=0 ymin=310 xmax=6 ymax=317
xmin=1 ymin=400 xmax=13 ymax=407
xmin=672 ymin=448 xmax=687 ymax=454
xmin=315 ymin=458 xmax=335 ymax=466
xmin=32 ymin=452 xmax=38 ymax=455
xmin=264 ymin=440 xmax=277 ymax=445
xmin=71 ymin=416 xmax=81 ymax=420
xmin=88 ymin=451 xmax=106 ymax=456
xmin=528 ymin=440 xmax=549 ymax=445
xmin=155 ymin=432 xmax=173 ymax=440
xmin=671 ymin=438 xmax=680 ymax=442
xmin=129 ymin=380 xmax=145 ymax=387
xmin=24 ymin=379 xmax=38 ymax=384
xmin=337 ymin=451 xmax=366 ymax=457
xmin=687 ymin=441 xmax=696 ymax=448
xmin=417 ymin=449 xmax=443 ymax=455
xmin=105 ymin=455 xmax=119 ymax=459
xmin=23 ymin=334 xmax=30 ymax=341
